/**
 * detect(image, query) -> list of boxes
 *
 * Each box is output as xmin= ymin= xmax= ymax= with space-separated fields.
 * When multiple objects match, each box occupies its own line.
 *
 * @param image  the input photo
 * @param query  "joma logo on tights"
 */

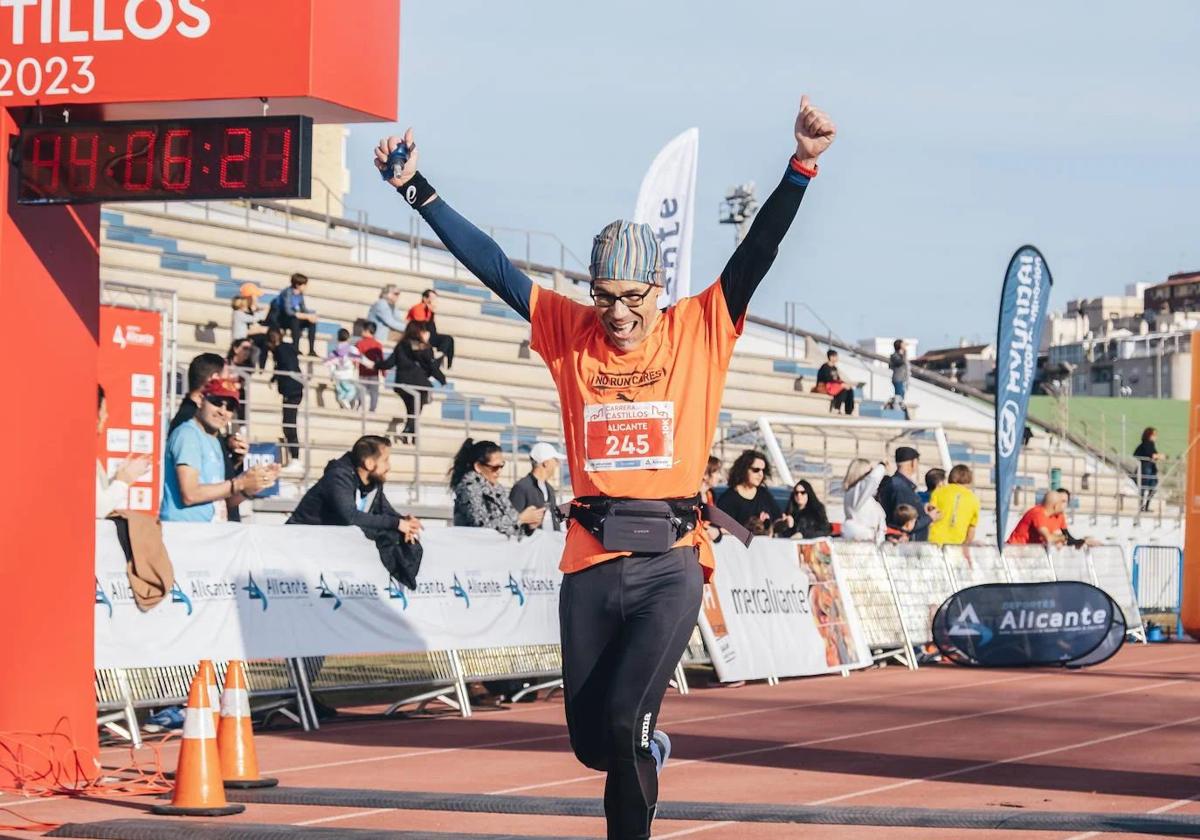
xmin=640 ymin=713 xmax=652 ymax=748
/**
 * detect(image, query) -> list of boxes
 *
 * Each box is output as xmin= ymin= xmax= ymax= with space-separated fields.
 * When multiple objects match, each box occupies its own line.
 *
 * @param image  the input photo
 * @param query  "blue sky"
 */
xmin=346 ymin=0 xmax=1200 ymax=352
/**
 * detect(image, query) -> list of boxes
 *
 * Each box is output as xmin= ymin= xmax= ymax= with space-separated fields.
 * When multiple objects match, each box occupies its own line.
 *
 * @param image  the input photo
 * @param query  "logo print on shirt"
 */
xmin=590 ymin=369 xmax=665 ymax=391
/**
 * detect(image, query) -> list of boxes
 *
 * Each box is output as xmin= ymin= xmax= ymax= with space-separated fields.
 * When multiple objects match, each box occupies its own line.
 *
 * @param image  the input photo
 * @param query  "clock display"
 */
xmin=16 ymin=115 xmax=313 ymax=205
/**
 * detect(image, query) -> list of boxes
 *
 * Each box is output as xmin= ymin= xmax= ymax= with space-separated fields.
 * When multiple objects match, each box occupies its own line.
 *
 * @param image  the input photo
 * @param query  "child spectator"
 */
xmin=325 ymin=328 xmax=365 ymax=410
xmin=355 ymin=321 xmax=386 ymax=413
xmin=886 ymin=503 xmax=919 ymax=542
xmin=920 ymin=468 xmax=946 ymax=505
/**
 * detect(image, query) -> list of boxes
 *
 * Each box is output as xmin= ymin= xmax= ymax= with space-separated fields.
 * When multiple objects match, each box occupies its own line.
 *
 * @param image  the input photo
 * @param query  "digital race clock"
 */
xmin=15 ymin=115 xmax=313 ymax=205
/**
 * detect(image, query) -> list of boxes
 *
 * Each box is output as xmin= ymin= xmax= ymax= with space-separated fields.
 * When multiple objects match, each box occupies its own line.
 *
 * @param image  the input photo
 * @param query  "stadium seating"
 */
xmin=99 ymin=201 xmax=1162 ymax=527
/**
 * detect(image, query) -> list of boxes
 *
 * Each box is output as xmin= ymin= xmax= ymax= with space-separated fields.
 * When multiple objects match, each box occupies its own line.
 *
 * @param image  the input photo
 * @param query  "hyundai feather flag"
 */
xmin=995 ymin=245 xmax=1053 ymax=546
xmin=633 ymin=127 xmax=699 ymax=307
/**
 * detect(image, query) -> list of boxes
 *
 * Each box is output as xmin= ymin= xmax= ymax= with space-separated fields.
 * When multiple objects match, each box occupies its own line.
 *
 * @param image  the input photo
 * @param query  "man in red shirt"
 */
xmin=1007 ymin=490 xmax=1068 ymax=545
xmin=406 ymin=288 xmax=455 ymax=369
xmin=355 ymin=321 xmax=386 ymax=413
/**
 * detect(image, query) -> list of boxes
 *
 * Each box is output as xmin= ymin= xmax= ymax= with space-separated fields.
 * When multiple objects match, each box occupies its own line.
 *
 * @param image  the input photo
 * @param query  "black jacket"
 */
xmin=509 ymin=472 xmax=560 ymax=535
xmin=286 ymin=453 xmax=402 ymax=530
xmin=271 ymin=342 xmax=305 ymax=400
xmin=879 ymin=471 xmax=931 ymax=541
xmin=378 ymin=340 xmax=446 ymax=390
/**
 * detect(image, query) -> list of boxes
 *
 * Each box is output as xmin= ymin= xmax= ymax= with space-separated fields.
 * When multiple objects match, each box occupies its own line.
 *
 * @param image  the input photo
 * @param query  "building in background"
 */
xmin=915 ymin=341 xmax=994 ymax=391
xmin=857 ymin=336 xmax=918 ymax=358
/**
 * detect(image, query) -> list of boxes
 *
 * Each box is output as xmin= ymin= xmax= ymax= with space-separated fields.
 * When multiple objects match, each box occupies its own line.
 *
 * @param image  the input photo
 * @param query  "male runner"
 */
xmin=376 ymin=95 xmax=835 ymax=839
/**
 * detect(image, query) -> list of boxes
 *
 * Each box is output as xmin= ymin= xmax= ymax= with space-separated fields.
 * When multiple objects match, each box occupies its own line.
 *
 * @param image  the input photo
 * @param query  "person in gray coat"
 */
xmin=509 ymin=442 xmax=565 ymax=535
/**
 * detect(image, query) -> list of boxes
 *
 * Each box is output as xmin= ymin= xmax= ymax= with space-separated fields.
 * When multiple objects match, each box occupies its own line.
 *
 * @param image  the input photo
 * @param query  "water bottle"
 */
xmin=380 ymin=144 xmax=409 ymax=181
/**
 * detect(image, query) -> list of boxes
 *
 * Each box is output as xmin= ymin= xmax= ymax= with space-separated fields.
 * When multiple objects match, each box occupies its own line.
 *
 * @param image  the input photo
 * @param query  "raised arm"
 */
xmin=720 ymin=96 xmax=836 ymax=322
xmin=375 ymin=131 xmax=533 ymax=321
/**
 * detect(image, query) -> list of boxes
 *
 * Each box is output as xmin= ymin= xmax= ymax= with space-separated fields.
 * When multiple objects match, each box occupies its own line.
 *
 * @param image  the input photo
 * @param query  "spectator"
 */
xmin=450 ymin=438 xmax=544 ymax=536
xmin=286 ymin=434 xmax=422 ymax=537
xmin=160 ymin=379 xmax=276 ymax=521
xmin=1134 ymin=426 xmax=1162 ymax=512
xmin=367 ymin=284 xmax=407 ymax=341
xmin=841 ymin=458 xmax=887 ymax=543
xmin=777 ymin=479 xmax=832 ymax=539
xmin=355 ymin=321 xmax=387 ymax=413
xmin=378 ymin=320 xmax=445 ymax=445
xmin=879 ymin=446 xmax=940 ymax=541
xmin=96 ymin=385 xmax=151 ymax=518
xmin=510 ymin=442 xmax=566 ymax=534
xmin=1006 ymin=490 xmax=1068 ymax=545
xmin=717 ymin=450 xmax=782 ymax=531
xmin=230 ymin=282 xmax=269 ymax=367
xmin=169 ymin=352 xmax=225 ymax=433
xmin=886 ymin=503 xmax=918 ymax=542
xmin=1057 ymin=488 xmax=1100 ymax=548
xmin=815 ymin=349 xmax=854 ymax=415
xmin=407 ymin=288 xmax=456 ymax=369
xmin=920 ymin=467 xmax=946 ymax=505
xmin=225 ymin=338 xmax=255 ymax=420
xmin=269 ymin=272 xmax=319 ymax=356
xmin=325 ymin=328 xmax=365 ymax=410
xmin=889 ymin=339 xmax=909 ymax=402
xmin=927 ymin=464 xmax=981 ymax=546
xmin=267 ymin=327 xmax=305 ymax=464
xmin=700 ymin=455 xmax=722 ymax=506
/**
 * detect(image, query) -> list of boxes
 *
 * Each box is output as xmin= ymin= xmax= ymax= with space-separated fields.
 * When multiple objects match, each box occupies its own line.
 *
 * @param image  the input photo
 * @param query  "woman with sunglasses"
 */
xmin=377 ymin=94 xmax=835 ymax=840
xmin=716 ymin=449 xmax=783 ymax=533
xmin=450 ymin=438 xmax=545 ymax=537
xmin=777 ymin=479 xmax=832 ymax=539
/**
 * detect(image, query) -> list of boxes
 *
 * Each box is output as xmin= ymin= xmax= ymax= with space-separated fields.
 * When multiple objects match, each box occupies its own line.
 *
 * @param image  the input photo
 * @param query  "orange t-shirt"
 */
xmin=1007 ymin=505 xmax=1056 ymax=544
xmin=407 ymin=302 xmax=434 ymax=322
xmin=529 ymin=280 xmax=742 ymax=577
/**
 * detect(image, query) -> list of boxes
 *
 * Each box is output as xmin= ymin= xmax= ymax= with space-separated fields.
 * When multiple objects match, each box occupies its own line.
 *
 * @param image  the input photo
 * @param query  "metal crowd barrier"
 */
xmin=1132 ymin=545 xmax=1184 ymax=637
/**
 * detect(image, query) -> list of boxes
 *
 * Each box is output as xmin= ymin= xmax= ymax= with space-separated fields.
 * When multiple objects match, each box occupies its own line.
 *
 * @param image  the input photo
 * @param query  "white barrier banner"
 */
xmin=95 ymin=522 xmax=564 ymax=669
xmin=698 ymin=538 xmax=872 ymax=682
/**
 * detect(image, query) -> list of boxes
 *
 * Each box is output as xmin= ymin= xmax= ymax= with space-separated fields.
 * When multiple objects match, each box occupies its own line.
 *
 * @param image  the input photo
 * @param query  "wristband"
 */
xmin=790 ymin=156 xmax=818 ymax=178
xmin=397 ymin=172 xmax=436 ymax=208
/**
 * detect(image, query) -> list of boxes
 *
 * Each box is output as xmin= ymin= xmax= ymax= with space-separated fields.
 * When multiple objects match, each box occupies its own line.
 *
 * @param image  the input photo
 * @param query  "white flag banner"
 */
xmin=633 ymin=127 xmax=698 ymax=307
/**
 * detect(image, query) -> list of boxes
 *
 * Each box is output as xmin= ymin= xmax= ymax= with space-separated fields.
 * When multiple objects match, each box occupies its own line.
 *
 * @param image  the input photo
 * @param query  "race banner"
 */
xmin=698 ymin=538 xmax=872 ymax=682
xmin=933 ymin=581 xmax=1123 ymax=667
xmin=95 ymin=522 xmax=563 ymax=668
xmin=994 ymin=245 xmax=1053 ymax=544
xmin=633 ymin=127 xmax=698 ymax=306
xmin=98 ymin=305 xmax=163 ymax=515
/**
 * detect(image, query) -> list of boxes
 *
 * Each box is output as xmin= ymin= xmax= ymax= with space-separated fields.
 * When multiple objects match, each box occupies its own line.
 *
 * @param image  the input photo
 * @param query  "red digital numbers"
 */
xmin=30 ymin=134 xmax=62 ymax=189
xmin=162 ymin=129 xmax=193 ymax=191
xmin=68 ymin=134 xmax=99 ymax=191
xmin=260 ymin=127 xmax=292 ymax=187
xmin=220 ymin=128 xmax=251 ymax=189
xmin=122 ymin=130 xmax=156 ymax=191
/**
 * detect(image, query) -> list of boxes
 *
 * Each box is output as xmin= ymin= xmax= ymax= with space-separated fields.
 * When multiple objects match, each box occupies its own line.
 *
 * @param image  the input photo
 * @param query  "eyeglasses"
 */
xmin=748 ymin=466 xmax=765 ymax=474
xmin=794 ymin=489 xmax=808 ymax=496
xmin=204 ymin=395 xmax=237 ymax=412
xmin=589 ymin=287 xmax=654 ymax=308
xmin=482 ymin=461 xmax=505 ymax=473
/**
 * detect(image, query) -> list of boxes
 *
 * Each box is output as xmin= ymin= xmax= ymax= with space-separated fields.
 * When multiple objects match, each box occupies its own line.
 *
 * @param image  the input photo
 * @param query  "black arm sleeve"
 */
xmin=326 ymin=469 xmax=402 ymax=531
xmin=719 ymin=167 xmax=811 ymax=322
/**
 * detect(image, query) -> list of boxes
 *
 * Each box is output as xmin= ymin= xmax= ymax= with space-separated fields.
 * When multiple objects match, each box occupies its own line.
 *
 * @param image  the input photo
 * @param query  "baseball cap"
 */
xmin=590 ymin=220 xmax=663 ymax=284
xmin=894 ymin=446 xmax=920 ymax=464
xmin=202 ymin=378 xmax=241 ymax=404
xmin=239 ymin=282 xmax=265 ymax=298
xmin=529 ymin=442 xmax=566 ymax=464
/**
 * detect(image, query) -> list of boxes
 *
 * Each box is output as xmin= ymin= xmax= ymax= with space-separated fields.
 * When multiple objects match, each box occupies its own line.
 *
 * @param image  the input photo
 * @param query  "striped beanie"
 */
xmin=589 ymin=220 xmax=663 ymax=284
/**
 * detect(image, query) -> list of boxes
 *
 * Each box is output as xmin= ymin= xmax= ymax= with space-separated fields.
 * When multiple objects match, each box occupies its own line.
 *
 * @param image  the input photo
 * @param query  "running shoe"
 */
xmin=650 ymin=729 xmax=671 ymax=775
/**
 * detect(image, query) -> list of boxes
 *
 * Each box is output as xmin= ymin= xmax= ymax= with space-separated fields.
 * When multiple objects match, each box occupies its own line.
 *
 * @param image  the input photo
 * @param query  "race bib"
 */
xmin=583 ymin=401 xmax=674 ymax=472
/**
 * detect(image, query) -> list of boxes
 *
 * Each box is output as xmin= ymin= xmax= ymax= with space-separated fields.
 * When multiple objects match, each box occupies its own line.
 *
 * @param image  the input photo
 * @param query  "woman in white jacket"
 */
xmin=840 ymin=458 xmax=887 ymax=543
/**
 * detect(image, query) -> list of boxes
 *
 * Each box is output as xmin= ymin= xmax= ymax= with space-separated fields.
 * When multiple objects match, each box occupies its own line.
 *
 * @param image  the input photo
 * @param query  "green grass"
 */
xmin=1027 ymin=396 xmax=1188 ymax=458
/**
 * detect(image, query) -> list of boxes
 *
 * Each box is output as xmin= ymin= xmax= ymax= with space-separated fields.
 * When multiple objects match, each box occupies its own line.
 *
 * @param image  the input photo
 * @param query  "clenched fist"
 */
xmin=794 ymin=95 xmax=836 ymax=168
xmin=374 ymin=128 xmax=420 ymax=189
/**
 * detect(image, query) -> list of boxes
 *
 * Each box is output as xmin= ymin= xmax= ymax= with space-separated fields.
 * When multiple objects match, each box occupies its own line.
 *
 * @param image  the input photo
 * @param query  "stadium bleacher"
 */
xmin=99 ymin=200 xmax=1171 ymax=532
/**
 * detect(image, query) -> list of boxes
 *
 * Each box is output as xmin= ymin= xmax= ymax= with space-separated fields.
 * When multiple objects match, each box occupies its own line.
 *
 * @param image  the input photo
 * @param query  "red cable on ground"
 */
xmin=0 ymin=718 xmax=176 ymax=831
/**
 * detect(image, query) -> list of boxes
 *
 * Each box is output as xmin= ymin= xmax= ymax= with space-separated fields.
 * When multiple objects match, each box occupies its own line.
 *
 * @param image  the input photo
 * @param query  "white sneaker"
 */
xmin=650 ymin=729 xmax=671 ymax=775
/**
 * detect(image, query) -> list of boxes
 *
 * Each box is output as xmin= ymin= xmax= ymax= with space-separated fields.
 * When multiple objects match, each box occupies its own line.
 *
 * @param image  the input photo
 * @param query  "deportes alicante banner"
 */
xmin=994 ymin=245 xmax=1053 ymax=544
xmin=633 ymin=127 xmax=699 ymax=306
xmin=94 ymin=521 xmax=563 ymax=669
xmin=932 ymin=581 xmax=1124 ymax=668
xmin=698 ymin=539 xmax=872 ymax=682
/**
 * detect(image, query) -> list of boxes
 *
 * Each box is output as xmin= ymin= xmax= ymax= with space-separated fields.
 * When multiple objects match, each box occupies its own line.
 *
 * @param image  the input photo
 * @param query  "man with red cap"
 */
xmin=376 ymin=94 xmax=835 ymax=839
xmin=161 ymin=379 xmax=278 ymax=522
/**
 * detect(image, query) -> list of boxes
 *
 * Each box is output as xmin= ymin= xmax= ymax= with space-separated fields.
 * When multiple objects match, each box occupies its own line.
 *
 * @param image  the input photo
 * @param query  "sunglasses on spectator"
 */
xmin=589 ymin=288 xmax=653 ymax=308
xmin=481 ymin=461 xmax=505 ymax=473
xmin=204 ymin=395 xmax=237 ymax=412
xmin=794 ymin=488 xmax=808 ymax=496
xmin=748 ymin=466 xmax=765 ymax=474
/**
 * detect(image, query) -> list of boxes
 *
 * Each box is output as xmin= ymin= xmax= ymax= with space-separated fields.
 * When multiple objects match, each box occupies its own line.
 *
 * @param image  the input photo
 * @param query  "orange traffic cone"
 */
xmin=218 ymin=660 xmax=278 ymax=789
xmin=198 ymin=659 xmax=221 ymax=734
xmin=150 ymin=668 xmax=246 ymax=816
